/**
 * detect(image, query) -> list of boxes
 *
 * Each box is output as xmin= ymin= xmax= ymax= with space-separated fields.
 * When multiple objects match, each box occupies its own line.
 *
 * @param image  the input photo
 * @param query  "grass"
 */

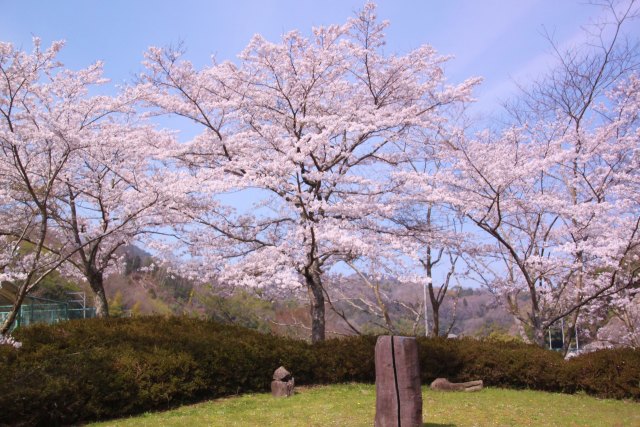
xmin=90 ymin=384 xmax=640 ymax=427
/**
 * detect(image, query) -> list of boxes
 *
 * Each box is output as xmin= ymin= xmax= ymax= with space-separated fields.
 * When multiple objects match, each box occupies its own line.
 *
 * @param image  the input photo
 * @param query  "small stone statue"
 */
xmin=430 ymin=378 xmax=483 ymax=392
xmin=271 ymin=366 xmax=295 ymax=397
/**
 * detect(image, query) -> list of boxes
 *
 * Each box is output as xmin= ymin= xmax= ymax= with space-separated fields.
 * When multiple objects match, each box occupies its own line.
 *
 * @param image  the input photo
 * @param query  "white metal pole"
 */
xmin=423 ymin=282 xmax=429 ymax=337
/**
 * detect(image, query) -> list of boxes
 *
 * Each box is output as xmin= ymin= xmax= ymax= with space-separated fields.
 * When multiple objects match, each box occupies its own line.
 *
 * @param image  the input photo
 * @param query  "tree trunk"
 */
xmin=0 ymin=280 xmax=29 ymax=335
xmin=304 ymin=262 xmax=325 ymax=343
xmin=431 ymin=303 xmax=440 ymax=337
xmin=88 ymin=270 xmax=109 ymax=318
xmin=428 ymin=283 xmax=441 ymax=337
xmin=373 ymin=282 xmax=394 ymax=334
xmin=532 ymin=324 xmax=546 ymax=348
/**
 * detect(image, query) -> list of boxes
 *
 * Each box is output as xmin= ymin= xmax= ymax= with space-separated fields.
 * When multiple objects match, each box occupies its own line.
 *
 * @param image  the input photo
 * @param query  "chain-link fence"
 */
xmin=0 ymin=297 xmax=95 ymax=331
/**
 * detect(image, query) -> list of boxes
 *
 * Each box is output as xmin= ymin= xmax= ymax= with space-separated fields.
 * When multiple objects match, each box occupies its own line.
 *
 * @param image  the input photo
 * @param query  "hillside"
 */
xmin=78 ymin=246 xmax=517 ymax=340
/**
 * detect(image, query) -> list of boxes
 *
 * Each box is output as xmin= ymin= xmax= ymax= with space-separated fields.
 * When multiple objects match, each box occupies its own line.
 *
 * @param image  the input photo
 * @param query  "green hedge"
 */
xmin=0 ymin=316 xmax=638 ymax=426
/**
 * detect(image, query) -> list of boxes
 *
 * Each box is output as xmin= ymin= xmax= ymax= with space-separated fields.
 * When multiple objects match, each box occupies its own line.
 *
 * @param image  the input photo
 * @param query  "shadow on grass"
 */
xmin=424 ymin=424 xmax=456 ymax=427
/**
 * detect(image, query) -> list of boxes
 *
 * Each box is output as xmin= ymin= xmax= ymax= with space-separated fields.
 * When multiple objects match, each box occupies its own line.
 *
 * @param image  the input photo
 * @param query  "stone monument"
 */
xmin=375 ymin=336 xmax=422 ymax=427
xmin=271 ymin=366 xmax=295 ymax=397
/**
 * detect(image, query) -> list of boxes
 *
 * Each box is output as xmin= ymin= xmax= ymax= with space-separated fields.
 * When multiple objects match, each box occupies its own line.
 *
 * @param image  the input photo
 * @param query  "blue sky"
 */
xmin=1 ymin=0 xmax=614 ymax=117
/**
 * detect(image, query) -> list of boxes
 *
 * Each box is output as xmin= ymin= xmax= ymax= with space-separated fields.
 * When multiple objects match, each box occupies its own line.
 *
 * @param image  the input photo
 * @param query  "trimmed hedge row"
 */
xmin=0 ymin=316 xmax=638 ymax=426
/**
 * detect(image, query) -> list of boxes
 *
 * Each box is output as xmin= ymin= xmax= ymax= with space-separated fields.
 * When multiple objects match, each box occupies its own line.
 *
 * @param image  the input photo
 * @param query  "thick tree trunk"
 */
xmin=304 ymin=262 xmax=325 ymax=343
xmin=428 ymin=282 xmax=442 ymax=337
xmin=532 ymin=324 xmax=546 ymax=348
xmin=431 ymin=304 xmax=440 ymax=337
xmin=88 ymin=271 xmax=109 ymax=318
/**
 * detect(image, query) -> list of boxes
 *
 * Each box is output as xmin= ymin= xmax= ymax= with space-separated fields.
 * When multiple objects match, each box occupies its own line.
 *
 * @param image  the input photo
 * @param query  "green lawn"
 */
xmin=91 ymin=384 xmax=640 ymax=427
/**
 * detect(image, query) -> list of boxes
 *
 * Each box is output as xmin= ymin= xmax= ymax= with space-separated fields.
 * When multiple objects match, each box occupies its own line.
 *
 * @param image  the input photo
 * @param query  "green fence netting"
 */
xmin=0 ymin=299 xmax=95 ymax=331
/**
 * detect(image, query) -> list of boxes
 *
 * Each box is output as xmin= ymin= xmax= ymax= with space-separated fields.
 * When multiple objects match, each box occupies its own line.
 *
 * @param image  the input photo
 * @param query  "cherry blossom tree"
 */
xmin=139 ymin=3 xmax=479 ymax=342
xmin=0 ymin=38 xmax=174 ymax=332
xmin=0 ymin=38 xmax=88 ymax=334
xmin=437 ymin=0 xmax=640 ymax=347
xmin=51 ymin=120 xmax=176 ymax=318
xmin=388 ymin=202 xmax=466 ymax=337
xmin=388 ymin=139 xmax=473 ymax=337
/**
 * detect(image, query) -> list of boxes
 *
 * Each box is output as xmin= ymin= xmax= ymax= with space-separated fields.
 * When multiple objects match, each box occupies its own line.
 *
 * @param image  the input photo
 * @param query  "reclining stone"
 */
xmin=430 ymin=378 xmax=483 ymax=392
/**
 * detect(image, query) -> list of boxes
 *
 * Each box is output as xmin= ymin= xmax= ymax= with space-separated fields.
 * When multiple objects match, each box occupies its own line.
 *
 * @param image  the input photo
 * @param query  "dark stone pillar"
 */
xmin=375 ymin=336 xmax=422 ymax=427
